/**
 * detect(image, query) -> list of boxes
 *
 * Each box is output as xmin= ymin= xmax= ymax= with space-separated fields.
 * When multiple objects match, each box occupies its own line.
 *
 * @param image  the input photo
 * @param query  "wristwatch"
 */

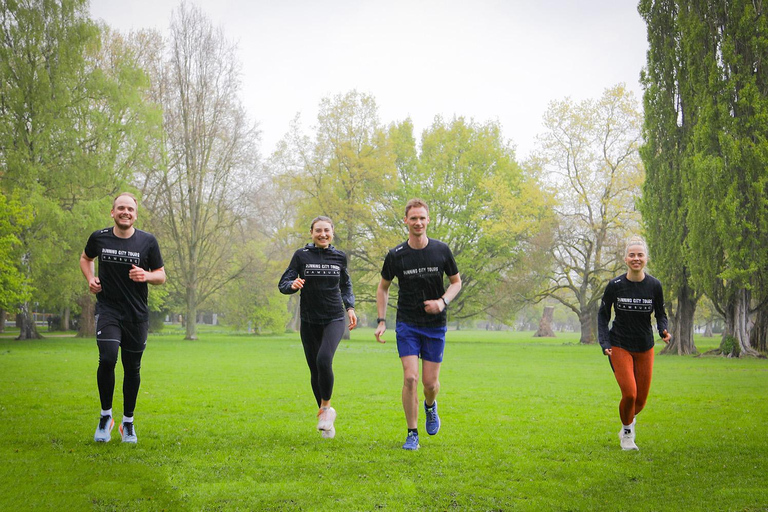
xmin=376 ymin=318 xmax=386 ymax=324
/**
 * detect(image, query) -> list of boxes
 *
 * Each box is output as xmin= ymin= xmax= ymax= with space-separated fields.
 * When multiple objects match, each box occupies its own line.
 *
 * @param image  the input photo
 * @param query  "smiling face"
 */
xmin=624 ymin=244 xmax=648 ymax=273
xmin=404 ymin=206 xmax=429 ymax=238
xmin=111 ymin=194 xmax=137 ymax=231
xmin=311 ymin=220 xmax=334 ymax=249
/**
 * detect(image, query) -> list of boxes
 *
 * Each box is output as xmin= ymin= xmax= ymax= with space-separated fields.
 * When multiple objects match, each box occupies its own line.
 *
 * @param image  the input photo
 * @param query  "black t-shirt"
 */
xmin=381 ymin=238 xmax=459 ymax=328
xmin=278 ymin=244 xmax=355 ymax=324
xmin=84 ymin=227 xmax=164 ymax=323
xmin=597 ymin=273 xmax=668 ymax=352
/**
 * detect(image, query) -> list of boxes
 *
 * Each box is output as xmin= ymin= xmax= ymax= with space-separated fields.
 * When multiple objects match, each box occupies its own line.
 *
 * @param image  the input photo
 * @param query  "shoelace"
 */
xmin=98 ymin=415 xmax=111 ymax=430
xmin=123 ymin=423 xmax=134 ymax=436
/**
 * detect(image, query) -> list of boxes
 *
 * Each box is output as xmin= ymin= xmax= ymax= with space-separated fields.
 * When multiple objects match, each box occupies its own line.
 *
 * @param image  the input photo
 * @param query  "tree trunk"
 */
xmin=660 ymin=283 xmax=698 ymax=355
xmin=185 ymin=284 xmax=198 ymax=340
xmin=62 ymin=307 xmax=71 ymax=331
xmin=750 ymin=306 xmax=768 ymax=354
xmin=704 ymin=322 xmax=713 ymax=337
xmin=76 ymin=292 xmax=96 ymax=338
xmin=15 ymin=301 xmax=42 ymax=340
xmin=0 ymin=308 xmax=5 ymax=333
xmin=578 ymin=306 xmax=596 ymax=344
xmin=721 ymin=288 xmax=759 ymax=357
xmin=534 ymin=306 xmax=556 ymax=337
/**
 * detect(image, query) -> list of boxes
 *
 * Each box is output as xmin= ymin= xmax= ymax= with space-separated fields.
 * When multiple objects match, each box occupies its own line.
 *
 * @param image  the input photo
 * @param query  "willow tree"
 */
xmin=638 ymin=0 xmax=699 ymax=355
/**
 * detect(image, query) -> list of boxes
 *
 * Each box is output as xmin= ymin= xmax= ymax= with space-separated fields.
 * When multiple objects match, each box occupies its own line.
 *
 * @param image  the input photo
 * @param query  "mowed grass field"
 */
xmin=1 ymin=328 xmax=766 ymax=511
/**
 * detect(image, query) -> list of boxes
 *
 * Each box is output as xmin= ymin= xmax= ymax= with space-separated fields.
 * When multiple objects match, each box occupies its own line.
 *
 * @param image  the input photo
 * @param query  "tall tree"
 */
xmin=138 ymin=4 xmax=260 ymax=340
xmin=638 ymin=0 xmax=700 ymax=355
xmin=686 ymin=0 xmax=768 ymax=356
xmin=0 ymin=0 xmax=155 ymax=339
xmin=534 ymin=85 xmax=645 ymax=344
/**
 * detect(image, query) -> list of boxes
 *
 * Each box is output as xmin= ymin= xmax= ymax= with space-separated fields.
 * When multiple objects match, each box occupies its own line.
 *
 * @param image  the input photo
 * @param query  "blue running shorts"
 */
xmin=395 ymin=322 xmax=447 ymax=363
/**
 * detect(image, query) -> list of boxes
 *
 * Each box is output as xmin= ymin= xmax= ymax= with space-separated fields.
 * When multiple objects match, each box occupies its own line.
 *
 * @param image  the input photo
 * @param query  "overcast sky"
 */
xmin=89 ymin=0 xmax=649 ymax=160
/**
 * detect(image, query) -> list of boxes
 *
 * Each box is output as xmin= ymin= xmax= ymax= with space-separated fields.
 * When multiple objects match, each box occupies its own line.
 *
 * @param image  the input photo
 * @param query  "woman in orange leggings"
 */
xmin=597 ymin=236 xmax=670 ymax=450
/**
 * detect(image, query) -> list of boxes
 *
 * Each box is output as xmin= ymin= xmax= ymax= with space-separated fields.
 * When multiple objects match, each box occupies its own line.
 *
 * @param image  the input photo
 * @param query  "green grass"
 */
xmin=1 ymin=329 xmax=766 ymax=511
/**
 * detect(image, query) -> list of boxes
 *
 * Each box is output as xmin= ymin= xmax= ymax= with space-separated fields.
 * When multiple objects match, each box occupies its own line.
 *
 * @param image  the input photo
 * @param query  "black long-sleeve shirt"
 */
xmin=278 ymin=244 xmax=354 ymax=324
xmin=597 ymin=273 xmax=668 ymax=353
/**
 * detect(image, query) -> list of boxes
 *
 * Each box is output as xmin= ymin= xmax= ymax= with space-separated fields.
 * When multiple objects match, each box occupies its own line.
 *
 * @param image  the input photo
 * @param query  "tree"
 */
xmin=0 ymin=192 xmax=32 ymax=314
xmin=638 ymin=0 xmax=700 ymax=355
xmin=534 ymin=85 xmax=645 ymax=344
xmin=391 ymin=116 xmax=551 ymax=323
xmin=686 ymin=0 xmax=768 ymax=356
xmin=137 ymin=4 xmax=261 ymax=340
xmin=271 ymin=91 xmax=397 ymax=317
xmin=0 ymin=0 xmax=156 ymax=339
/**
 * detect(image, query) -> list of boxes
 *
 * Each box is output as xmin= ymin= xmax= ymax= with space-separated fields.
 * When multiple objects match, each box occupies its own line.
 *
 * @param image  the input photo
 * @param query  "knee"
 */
xmin=422 ymin=379 xmax=439 ymax=395
xmin=316 ymin=353 xmax=333 ymax=373
xmin=403 ymin=372 xmax=419 ymax=389
xmin=98 ymin=353 xmax=118 ymax=368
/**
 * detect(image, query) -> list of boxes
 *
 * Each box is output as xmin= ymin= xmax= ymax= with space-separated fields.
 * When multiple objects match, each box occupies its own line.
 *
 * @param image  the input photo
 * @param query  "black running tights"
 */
xmin=97 ymin=341 xmax=143 ymax=417
xmin=300 ymin=319 xmax=345 ymax=407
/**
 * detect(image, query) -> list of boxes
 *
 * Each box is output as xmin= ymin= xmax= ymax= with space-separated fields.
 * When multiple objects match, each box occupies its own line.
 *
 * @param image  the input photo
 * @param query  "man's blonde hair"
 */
xmin=404 ymin=198 xmax=429 ymax=217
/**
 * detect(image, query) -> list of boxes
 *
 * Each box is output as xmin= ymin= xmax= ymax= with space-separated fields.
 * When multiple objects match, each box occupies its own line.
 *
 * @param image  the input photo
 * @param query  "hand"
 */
xmin=347 ymin=309 xmax=358 ymax=330
xmin=423 ymin=299 xmax=445 ymax=315
xmin=604 ymin=348 xmax=612 ymax=356
xmin=291 ymin=277 xmax=305 ymax=290
xmin=661 ymin=329 xmax=671 ymax=344
xmin=129 ymin=264 xmax=147 ymax=283
xmin=88 ymin=277 xmax=102 ymax=294
xmin=374 ymin=323 xmax=386 ymax=343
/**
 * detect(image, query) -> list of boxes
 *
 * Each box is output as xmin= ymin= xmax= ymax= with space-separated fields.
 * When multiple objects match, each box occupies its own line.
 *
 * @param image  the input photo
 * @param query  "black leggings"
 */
xmin=300 ymin=319 xmax=346 ymax=407
xmin=97 ymin=341 xmax=143 ymax=417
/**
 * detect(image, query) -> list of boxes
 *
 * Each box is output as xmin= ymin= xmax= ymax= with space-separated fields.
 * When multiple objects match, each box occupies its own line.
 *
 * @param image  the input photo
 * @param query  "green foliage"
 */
xmin=0 ymin=192 xmax=33 ymax=310
xmin=640 ymin=0 xmax=768 ymax=355
xmin=0 ymin=331 xmax=766 ymax=510
xmin=398 ymin=116 xmax=552 ymax=320
xmin=0 ymin=0 xmax=158 ymax=329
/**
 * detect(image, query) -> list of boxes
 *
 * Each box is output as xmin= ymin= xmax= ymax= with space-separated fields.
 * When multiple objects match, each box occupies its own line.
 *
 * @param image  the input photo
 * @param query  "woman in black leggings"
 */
xmin=279 ymin=216 xmax=357 ymax=439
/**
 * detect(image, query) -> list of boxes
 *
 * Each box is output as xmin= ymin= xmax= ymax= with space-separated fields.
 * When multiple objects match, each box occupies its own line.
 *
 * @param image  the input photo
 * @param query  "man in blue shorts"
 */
xmin=374 ymin=198 xmax=461 ymax=450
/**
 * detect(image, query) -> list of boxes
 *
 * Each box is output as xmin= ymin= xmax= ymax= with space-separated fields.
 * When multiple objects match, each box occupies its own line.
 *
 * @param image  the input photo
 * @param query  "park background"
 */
xmin=1 ymin=0 xmax=767 ymax=510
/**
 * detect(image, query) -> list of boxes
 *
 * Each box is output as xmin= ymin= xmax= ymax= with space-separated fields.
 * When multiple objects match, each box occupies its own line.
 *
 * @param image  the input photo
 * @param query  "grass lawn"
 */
xmin=1 ymin=328 xmax=766 ymax=511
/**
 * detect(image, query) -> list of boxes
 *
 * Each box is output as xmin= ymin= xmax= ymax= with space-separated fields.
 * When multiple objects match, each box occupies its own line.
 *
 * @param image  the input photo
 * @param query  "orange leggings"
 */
xmin=609 ymin=346 xmax=654 ymax=426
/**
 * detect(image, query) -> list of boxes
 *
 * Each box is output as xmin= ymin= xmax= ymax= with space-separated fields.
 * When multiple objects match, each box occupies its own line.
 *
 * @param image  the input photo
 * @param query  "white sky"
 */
xmin=89 ymin=0 xmax=649 ymax=160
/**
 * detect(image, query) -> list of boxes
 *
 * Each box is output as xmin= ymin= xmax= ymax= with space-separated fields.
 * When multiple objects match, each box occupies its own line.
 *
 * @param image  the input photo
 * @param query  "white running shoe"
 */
xmin=94 ymin=414 xmax=114 ymax=442
xmin=120 ymin=421 xmax=138 ymax=444
xmin=317 ymin=407 xmax=336 ymax=432
xmin=321 ymin=424 xmax=336 ymax=439
xmin=619 ymin=429 xmax=639 ymax=451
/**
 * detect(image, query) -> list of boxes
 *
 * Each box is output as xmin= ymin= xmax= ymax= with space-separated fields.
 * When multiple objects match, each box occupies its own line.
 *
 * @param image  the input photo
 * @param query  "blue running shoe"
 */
xmin=425 ymin=400 xmax=440 ymax=435
xmin=402 ymin=431 xmax=420 ymax=450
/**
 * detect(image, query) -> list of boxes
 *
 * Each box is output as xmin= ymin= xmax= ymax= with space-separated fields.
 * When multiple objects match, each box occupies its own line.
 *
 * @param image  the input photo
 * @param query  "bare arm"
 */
xmin=80 ymin=252 xmax=102 ymax=294
xmin=424 ymin=273 xmax=462 ymax=315
xmin=374 ymin=278 xmax=391 ymax=343
xmin=129 ymin=265 xmax=166 ymax=285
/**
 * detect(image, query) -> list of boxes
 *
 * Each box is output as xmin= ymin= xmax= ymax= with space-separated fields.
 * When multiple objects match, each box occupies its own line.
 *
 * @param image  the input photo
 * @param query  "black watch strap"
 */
xmin=376 ymin=318 xmax=386 ymax=324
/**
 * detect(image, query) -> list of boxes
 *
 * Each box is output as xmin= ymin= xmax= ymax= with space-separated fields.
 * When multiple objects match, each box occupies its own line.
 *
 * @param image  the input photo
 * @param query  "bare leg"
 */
xmin=422 ymin=360 xmax=441 ymax=406
xmin=401 ymin=355 xmax=419 ymax=429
